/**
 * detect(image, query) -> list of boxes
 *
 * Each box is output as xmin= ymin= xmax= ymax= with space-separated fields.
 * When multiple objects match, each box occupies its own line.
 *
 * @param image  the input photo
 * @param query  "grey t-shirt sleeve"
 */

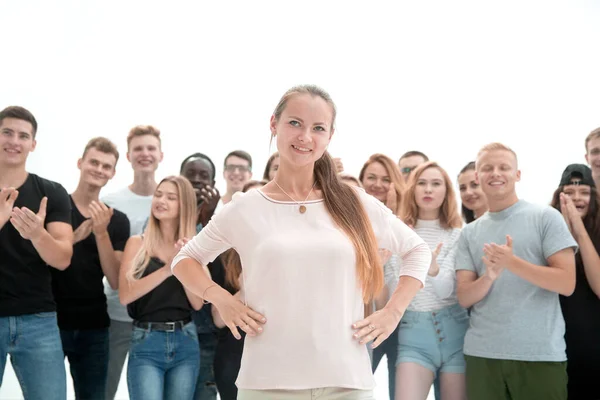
xmin=454 ymin=229 xmax=476 ymax=272
xmin=541 ymin=207 xmax=578 ymax=259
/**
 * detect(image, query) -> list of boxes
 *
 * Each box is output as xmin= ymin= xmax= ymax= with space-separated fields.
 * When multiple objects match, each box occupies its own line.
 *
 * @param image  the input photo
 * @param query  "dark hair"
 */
xmin=224 ymin=150 xmax=252 ymax=170
xmin=458 ymin=161 xmax=477 ymax=223
xmin=0 ymin=106 xmax=38 ymax=137
xmin=399 ymin=150 xmax=429 ymax=162
xmin=82 ymin=137 xmax=120 ymax=163
xmin=551 ymin=184 xmax=600 ymax=251
xmin=262 ymin=152 xmax=279 ymax=180
xmin=180 ymin=152 xmax=216 ymax=181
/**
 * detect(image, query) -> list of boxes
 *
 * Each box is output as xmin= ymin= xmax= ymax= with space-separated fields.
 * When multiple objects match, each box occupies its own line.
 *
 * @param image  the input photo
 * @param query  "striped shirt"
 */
xmin=409 ymin=219 xmax=462 ymax=312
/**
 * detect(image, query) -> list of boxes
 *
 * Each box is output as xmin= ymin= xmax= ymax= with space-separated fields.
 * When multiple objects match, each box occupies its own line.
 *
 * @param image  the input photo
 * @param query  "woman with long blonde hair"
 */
xmin=396 ymin=162 xmax=467 ymax=400
xmin=171 ymin=85 xmax=430 ymax=400
xmin=118 ymin=175 xmax=204 ymax=400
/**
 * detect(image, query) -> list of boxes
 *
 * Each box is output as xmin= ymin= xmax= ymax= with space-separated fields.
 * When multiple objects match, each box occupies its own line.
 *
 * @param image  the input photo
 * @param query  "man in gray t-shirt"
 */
xmin=455 ymin=143 xmax=577 ymax=400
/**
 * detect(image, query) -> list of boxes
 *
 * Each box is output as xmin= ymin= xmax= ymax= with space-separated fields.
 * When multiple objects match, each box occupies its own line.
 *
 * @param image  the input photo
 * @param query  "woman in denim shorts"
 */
xmin=397 ymin=162 xmax=469 ymax=400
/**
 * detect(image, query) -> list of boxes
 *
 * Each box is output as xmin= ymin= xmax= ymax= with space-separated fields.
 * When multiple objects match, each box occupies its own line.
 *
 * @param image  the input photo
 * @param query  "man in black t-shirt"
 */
xmin=0 ymin=106 xmax=73 ymax=399
xmin=51 ymin=137 xmax=130 ymax=399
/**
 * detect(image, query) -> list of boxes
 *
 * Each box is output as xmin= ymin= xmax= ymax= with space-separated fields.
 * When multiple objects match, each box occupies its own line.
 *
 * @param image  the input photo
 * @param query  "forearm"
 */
xmin=430 ymin=268 xmax=456 ymax=300
xmin=184 ymin=288 xmax=204 ymax=311
xmin=172 ymin=257 xmax=227 ymax=303
xmin=384 ymin=276 xmax=423 ymax=319
xmin=506 ymin=255 xmax=574 ymax=295
xmin=119 ymin=266 xmax=171 ymax=305
xmin=95 ymin=233 xmax=120 ymax=289
xmin=456 ymin=274 xmax=494 ymax=308
xmin=31 ymin=229 xmax=73 ymax=270
xmin=577 ymin=233 xmax=600 ymax=297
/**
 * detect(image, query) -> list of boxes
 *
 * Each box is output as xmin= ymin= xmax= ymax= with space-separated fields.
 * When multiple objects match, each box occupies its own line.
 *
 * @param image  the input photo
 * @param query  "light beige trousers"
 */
xmin=238 ymin=387 xmax=375 ymax=400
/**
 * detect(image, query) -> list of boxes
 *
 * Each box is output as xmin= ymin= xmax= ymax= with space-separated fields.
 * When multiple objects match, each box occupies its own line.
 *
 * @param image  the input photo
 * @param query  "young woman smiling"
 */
xmin=171 ymin=85 xmax=431 ymax=400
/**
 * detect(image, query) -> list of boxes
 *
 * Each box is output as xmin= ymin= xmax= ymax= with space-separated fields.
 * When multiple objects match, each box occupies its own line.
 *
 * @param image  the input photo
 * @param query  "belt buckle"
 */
xmin=165 ymin=322 xmax=176 ymax=332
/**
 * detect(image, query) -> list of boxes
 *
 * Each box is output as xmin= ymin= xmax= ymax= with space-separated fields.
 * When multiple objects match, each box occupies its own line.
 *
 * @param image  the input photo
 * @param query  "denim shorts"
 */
xmin=396 ymin=303 xmax=469 ymax=376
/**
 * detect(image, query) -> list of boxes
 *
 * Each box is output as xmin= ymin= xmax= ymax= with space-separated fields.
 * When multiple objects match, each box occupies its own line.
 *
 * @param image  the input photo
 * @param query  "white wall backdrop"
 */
xmin=1 ymin=0 xmax=599 ymax=399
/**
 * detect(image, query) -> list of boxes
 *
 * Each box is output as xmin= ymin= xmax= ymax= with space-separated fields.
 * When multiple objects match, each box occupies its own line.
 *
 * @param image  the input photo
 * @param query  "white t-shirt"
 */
xmin=173 ymin=187 xmax=431 ymax=390
xmin=101 ymin=186 xmax=153 ymax=322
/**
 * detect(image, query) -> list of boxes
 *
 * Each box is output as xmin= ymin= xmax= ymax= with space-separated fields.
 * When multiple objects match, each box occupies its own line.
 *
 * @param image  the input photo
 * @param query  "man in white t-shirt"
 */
xmin=101 ymin=125 xmax=163 ymax=400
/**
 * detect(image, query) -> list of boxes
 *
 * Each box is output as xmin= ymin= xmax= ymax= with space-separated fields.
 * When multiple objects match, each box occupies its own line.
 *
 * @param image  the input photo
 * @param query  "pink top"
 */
xmin=172 ymin=187 xmax=430 ymax=390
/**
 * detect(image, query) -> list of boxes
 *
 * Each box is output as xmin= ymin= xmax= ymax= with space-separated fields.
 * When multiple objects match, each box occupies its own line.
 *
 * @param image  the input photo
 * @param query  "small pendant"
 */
xmin=299 ymin=205 xmax=307 ymax=214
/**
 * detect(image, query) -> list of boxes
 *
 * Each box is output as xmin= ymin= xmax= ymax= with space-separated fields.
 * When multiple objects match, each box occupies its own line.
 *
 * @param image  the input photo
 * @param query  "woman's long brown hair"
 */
xmin=273 ymin=85 xmax=383 ymax=304
xmin=358 ymin=153 xmax=405 ymax=216
xmin=401 ymin=161 xmax=463 ymax=229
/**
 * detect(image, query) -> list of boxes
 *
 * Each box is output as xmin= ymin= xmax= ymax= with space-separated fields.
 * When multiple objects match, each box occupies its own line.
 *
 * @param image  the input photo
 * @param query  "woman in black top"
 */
xmin=551 ymin=164 xmax=600 ymax=400
xmin=119 ymin=176 xmax=203 ymax=400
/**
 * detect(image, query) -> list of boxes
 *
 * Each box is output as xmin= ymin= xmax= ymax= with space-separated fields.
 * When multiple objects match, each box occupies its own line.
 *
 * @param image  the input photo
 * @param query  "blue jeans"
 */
xmin=127 ymin=322 xmax=200 ymax=400
xmin=60 ymin=328 xmax=109 ymax=400
xmin=0 ymin=312 xmax=67 ymax=400
xmin=195 ymin=332 xmax=218 ymax=400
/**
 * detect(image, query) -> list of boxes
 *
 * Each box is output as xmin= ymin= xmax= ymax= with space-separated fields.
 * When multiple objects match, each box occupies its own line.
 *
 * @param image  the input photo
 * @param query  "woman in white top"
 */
xmin=396 ymin=161 xmax=467 ymax=400
xmin=171 ymin=85 xmax=431 ymax=400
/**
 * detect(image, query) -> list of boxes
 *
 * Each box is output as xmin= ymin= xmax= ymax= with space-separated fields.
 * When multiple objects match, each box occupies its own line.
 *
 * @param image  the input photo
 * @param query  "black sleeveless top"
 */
xmin=127 ymin=257 xmax=193 ymax=322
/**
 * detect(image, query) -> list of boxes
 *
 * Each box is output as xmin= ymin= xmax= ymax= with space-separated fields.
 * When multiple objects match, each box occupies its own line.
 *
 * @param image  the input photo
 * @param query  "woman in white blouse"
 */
xmin=397 ymin=161 xmax=468 ymax=400
xmin=171 ymin=85 xmax=431 ymax=400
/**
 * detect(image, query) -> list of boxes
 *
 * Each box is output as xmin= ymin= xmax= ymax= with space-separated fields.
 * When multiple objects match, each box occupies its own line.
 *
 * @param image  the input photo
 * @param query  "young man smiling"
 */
xmin=455 ymin=142 xmax=577 ymax=400
xmin=102 ymin=125 xmax=163 ymax=400
xmin=220 ymin=150 xmax=253 ymax=206
xmin=0 ymin=106 xmax=73 ymax=399
xmin=51 ymin=137 xmax=130 ymax=399
xmin=584 ymin=127 xmax=600 ymax=187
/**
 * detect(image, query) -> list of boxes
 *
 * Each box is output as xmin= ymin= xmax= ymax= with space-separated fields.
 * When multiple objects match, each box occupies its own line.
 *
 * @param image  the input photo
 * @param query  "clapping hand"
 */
xmin=10 ymin=197 xmax=47 ymax=241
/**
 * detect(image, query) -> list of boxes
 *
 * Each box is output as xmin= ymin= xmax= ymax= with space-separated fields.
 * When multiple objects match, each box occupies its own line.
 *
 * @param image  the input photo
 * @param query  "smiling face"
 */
xmin=0 ymin=117 xmax=36 ymax=167
xmin=78 ymin=148 xmax=116 ymax=189
xmin=223 ymin=155 xmax=252 ymax=194
xmin=586 ymin=136 xmax=600 ymax=179
xmin=127 ymin=135 xmax=163 ymax=173
xmin=458 ymin=169 xmax=488 ymax=213
xmin=181 ymin=157 xmax=214 ymax=202
xmin=476 ymin=149 xmax=521 ymax=202
xmin=151 ymin=181 xmax=180 ymax=221
xmin=563 ymin=182 xmax=592 ymax=218
xmin=361 ymin=161 xmax=391 ymax=203
xmin=270 ymin=93 xmax=334 ymax=171
xmin=415 ymin=167 xmax=446 ymax=214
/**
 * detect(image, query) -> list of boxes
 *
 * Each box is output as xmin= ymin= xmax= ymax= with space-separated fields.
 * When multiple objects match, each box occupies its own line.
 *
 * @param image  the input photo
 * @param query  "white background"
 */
xmin=1 ymin=1 xmax=599 ymax=399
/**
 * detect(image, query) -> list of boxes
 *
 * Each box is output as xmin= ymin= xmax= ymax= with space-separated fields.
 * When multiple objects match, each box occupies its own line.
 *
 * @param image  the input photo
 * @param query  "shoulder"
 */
xmin=125 ymin=235 xmax=143 ymax=247
xmin=224 ymin=189 xmax=265 ymax=212
xmin=352 ymin=186 xmax=390 ymax=215
xmin=110 ymin=208 xmax=130 ymax=226
xmin=101 ymin=186 xmax=129 ymax=204
xmin=30 ymin=174 xmax=68 ymax=196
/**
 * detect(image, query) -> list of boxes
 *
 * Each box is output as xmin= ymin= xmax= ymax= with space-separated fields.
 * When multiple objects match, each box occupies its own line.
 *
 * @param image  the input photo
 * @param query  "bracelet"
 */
xmin=202 ymin=283 xmax=218 ymax=304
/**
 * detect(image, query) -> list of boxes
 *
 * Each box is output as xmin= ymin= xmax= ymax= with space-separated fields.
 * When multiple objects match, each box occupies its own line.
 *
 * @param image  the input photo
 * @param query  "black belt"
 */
xmin=133 ymin=317 xmax=192 ymax=332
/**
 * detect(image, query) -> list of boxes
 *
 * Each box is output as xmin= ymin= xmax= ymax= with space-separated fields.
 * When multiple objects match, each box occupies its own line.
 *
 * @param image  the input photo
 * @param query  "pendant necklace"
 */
xmin=273 ymin=180 xmax=316 ymax=214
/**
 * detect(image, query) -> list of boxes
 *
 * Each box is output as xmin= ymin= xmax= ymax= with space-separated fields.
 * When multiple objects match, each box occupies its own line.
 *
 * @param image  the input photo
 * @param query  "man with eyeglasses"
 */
xmin=398 ymin=150 xmax=429 ymax=181
xmin=221 ymin=150 xmax=253 ymax=205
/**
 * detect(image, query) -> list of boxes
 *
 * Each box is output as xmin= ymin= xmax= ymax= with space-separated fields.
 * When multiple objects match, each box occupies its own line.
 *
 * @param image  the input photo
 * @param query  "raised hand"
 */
xmin=352 ymin=307 xmax=401 ymax=349
xmin=481 ymin=254 xmax=504 ymax=282
xmin=333 ymin=157 xmax=344 ymax=173
xmin=0 ymin=187 xmax=19 ymax=226
xmin=10 ymin=197 xmax=47 ymax=241
xmin=197 ymin=185 xmax=220 ymax=226
xmin=561 ymin=193 xmax=585 ymax=240
xmin=89 ymin=201 xmax=113 ymax=237
xmin=385 ymin=183 xmax=398 ymax=215
xmin=428 ymin=242 xmax=443 ymax=276
xmin=73 ymin=219 xmax=93 ymax=244
xmin=484 ymin=235 xmax=514 ymax=267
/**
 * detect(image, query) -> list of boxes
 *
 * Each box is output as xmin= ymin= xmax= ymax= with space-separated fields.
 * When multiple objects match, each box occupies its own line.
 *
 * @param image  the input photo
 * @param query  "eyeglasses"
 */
xmin=401 ymin=167 xmax=416 ymax=174
xmin=224 ymin=164 xmax=251 ymax=173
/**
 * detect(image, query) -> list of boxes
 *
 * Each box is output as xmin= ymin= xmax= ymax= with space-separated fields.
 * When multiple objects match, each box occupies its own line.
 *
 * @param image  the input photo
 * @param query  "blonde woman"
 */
xmin=119 ymin=176 xmax=203 ymax=400
xmin=171 ymin=85 xmax=431 ymax=400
